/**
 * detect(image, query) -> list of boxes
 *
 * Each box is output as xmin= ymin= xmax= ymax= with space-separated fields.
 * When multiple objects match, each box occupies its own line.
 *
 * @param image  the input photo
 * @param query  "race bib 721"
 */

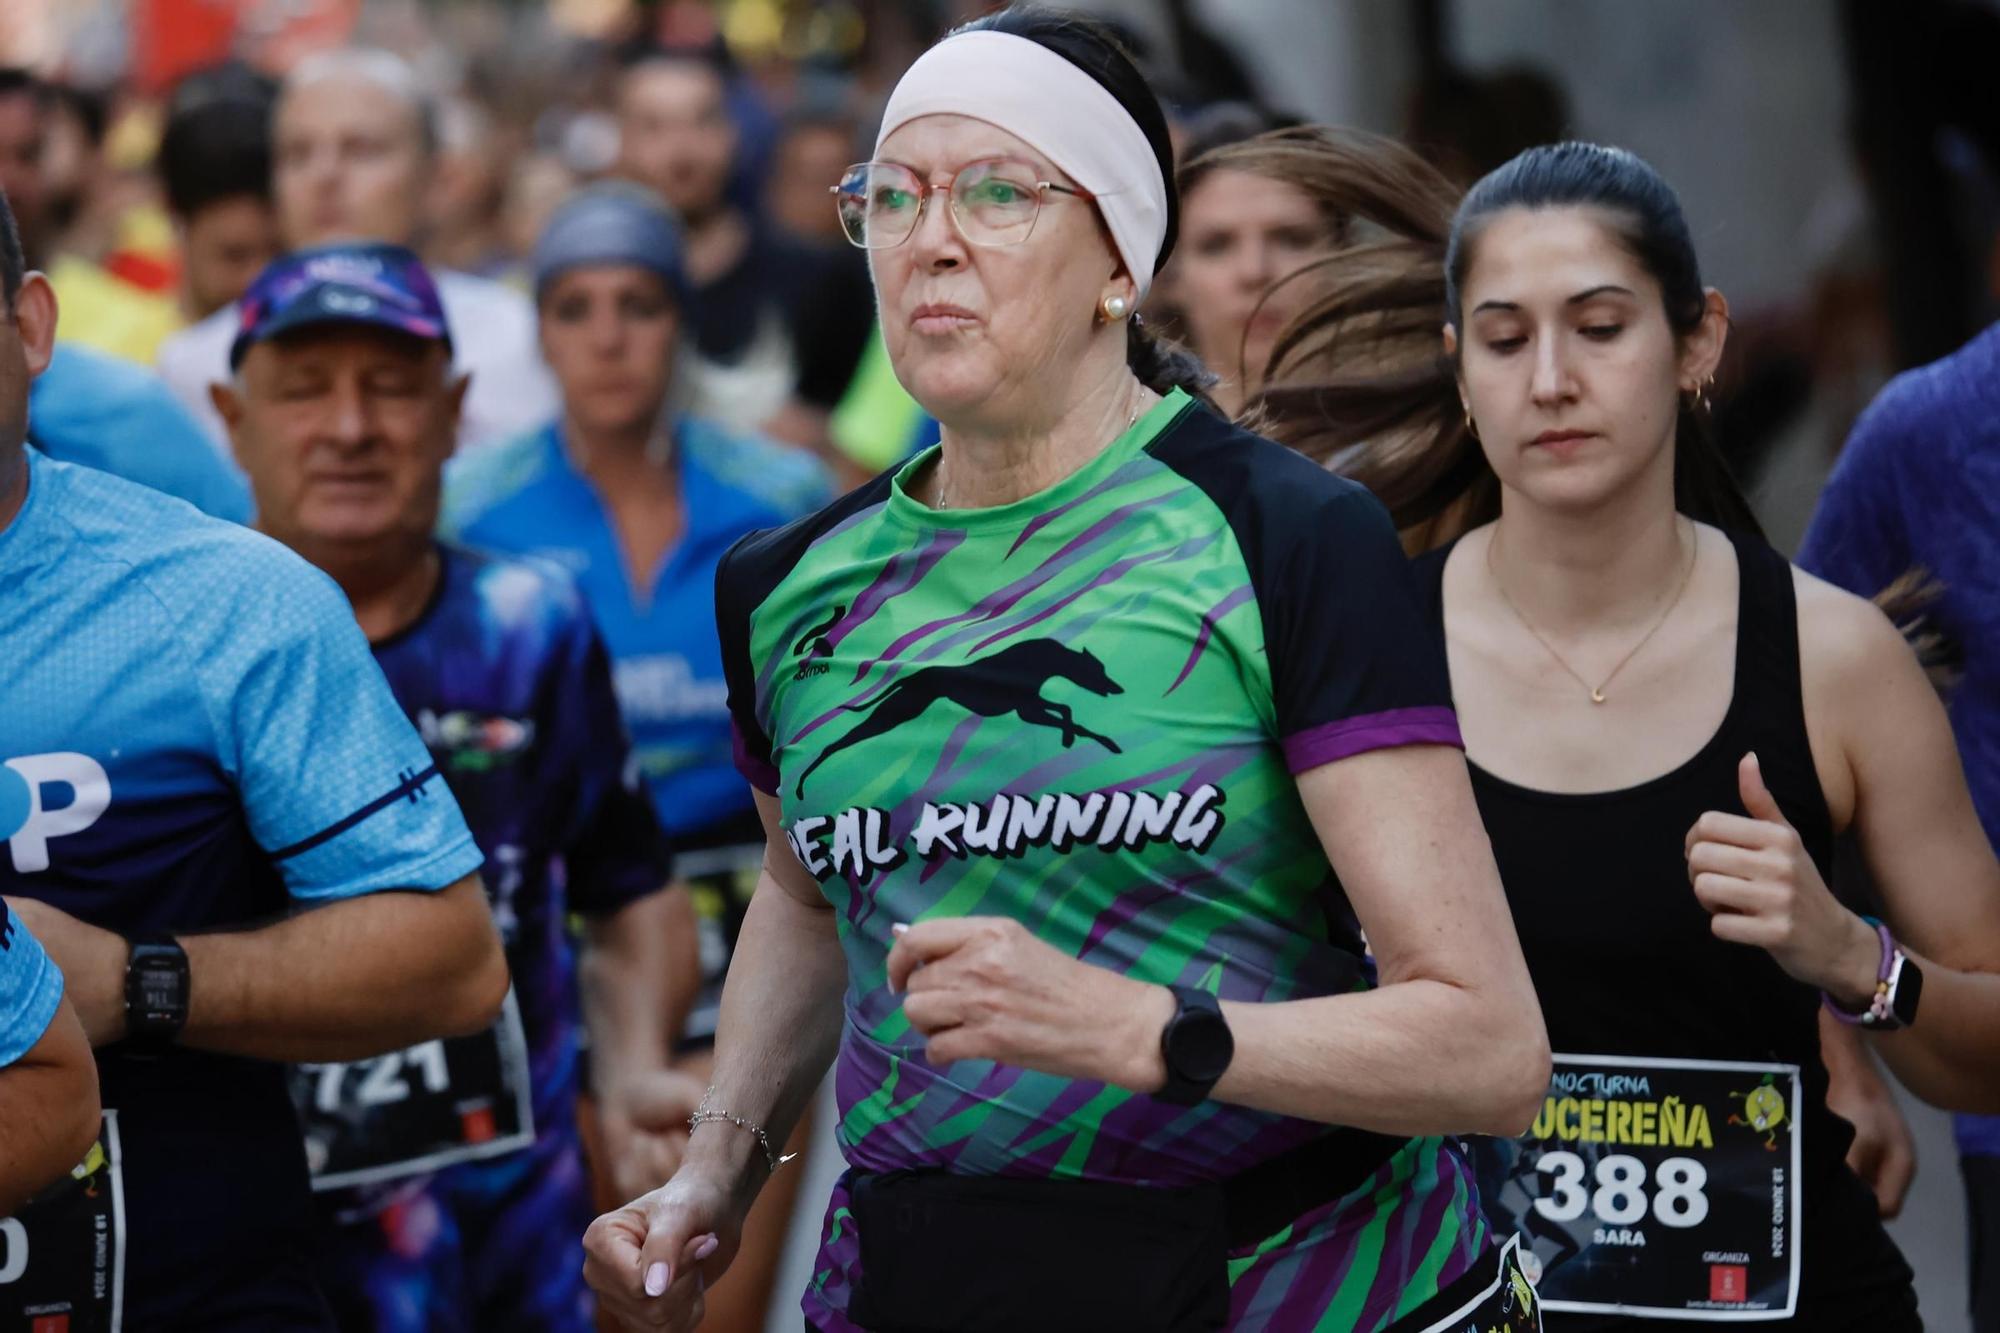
xmin=291 ymin=988 xmax=535 ymax=1190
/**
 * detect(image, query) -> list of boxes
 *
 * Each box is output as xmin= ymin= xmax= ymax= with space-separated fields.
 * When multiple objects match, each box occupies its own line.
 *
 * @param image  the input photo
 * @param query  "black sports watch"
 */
xmin=1157 ymin=985 xmax=1234 ymax=1106
xmin=124 ymin=935 xmax=190 ymax=1052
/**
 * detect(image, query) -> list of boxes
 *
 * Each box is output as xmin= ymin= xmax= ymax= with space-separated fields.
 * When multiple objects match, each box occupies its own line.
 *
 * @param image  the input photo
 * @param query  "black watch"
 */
xmin=1157 ymin=985 xmax=1234 ymax=1106
xmin=124 ymin=935 xmax=189 ymax=1052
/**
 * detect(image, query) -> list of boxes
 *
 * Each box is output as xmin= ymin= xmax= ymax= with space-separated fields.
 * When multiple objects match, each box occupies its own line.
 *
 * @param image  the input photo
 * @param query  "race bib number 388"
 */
xmin=1470 ymin=1055 xmax=1801 ymax=1321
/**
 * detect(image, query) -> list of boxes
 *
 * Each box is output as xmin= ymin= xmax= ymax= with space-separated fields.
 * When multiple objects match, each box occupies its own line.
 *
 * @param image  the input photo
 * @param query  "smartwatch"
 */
xmin=1157 ymin=985 xmax=1234 ymax=1106
xmin=124 ymin=935 xmax=190 ymax=1052
xmin=1876 ymin=951 xmax=1924 ymax=1031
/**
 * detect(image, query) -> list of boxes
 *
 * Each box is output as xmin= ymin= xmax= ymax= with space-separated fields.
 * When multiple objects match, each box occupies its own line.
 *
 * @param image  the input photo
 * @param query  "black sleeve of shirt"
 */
xmin=786 ymin=243 xmax=875 ymax=410
xmin=567 ymin=778 xmax=676 ymax=915
xmin=1146 ymin=409 xmax=1463 ymax=774
xmin=716 ymin=470 xmax=901 ymax=796
xmin=716 ymin=533 xmax=783 ymax=796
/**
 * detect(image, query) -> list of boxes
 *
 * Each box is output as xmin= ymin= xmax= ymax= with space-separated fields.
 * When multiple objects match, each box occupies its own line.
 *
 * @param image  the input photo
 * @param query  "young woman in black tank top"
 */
xmin=1217 ymin=133 xmax=2000 ymax=1327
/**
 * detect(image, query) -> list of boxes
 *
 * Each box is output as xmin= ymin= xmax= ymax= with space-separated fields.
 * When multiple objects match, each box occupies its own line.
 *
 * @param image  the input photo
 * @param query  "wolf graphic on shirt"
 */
xmin=793 ymin=638 xmax=1123 ymax=797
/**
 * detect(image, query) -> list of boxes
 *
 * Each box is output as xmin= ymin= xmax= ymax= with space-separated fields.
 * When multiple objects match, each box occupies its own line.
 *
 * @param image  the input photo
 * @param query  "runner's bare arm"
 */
xmin=686 ymin=790 xmax=846 ymax=1192
xmin=173 ymin=874 xmax=509 ymax=1062
xmin=584 ymin=885 xmax=711 ymax=1200
xmin=0 ymin=995 xmax=99 ymax=1215
xmin=1212 ymin=744 xmax=1550 ymax=1137
xmin=1806 ymin=578 xmax=2000 ymax=1109
xmin=582 ymin=885 xmax=703 ymax=1096
xmin=583 ymin=791 xmax=847 ymax=1328
xmin=1820 ymin=1007 xmax=1917 ymax=1218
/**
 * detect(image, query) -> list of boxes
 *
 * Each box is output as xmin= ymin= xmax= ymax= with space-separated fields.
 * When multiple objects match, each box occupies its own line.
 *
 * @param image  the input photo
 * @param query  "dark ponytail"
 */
xmin=1128 ymin=316 xmax=1219 ymax=399
xmin=1244 ymin=136 xmax=1763 ymax=546
xmin=953 ymin=6 xmax=1213 ymax=400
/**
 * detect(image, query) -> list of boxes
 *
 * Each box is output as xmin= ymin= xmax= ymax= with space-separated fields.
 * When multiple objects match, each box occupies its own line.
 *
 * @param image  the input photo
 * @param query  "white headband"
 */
xmin=874 ymin=30 xmax=1169 ymax=298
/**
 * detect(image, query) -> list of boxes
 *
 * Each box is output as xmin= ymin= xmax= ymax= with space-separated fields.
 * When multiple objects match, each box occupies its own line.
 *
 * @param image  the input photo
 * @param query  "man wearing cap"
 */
xmin=157 ymin=47 xmax=557 ymax=455
xmin=214 ymin=241 xmax=698 ymax=1333
xmin=0 ymin=187 xmax=507 ymax=1328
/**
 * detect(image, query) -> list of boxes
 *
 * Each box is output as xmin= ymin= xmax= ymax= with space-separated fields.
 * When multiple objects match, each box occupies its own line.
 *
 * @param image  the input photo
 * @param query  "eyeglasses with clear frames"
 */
xmin=831 ymin=158 xmax=1095 ymax=250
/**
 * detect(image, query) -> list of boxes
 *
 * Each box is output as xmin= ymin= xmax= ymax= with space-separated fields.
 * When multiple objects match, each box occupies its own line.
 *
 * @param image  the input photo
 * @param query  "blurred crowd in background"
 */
xmin=1 ymin=0 xmax=1992 ymax=534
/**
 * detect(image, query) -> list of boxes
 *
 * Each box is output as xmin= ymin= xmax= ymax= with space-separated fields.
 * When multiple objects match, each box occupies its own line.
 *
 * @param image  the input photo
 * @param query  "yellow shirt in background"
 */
xmin=47 ymin=255 xmax=183 ymax=366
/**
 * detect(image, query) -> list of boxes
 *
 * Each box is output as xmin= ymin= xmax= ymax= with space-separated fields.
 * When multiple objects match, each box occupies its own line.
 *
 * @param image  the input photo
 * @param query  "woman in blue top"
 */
xmin=443 ymin=182 xmax=831 ymax=1333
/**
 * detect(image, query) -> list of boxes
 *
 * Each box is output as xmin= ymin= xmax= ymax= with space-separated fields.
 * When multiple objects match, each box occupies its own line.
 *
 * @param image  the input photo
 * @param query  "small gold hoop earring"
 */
xmin=1463 ymin=406 xmax=1480 ymax=441
xmin=1100 ymin=294 xmax=1131 ymax=323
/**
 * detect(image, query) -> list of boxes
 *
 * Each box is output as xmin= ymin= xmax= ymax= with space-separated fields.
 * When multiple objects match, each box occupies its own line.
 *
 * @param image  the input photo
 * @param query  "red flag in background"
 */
xmin=131 ymin=0 xmax=363 ymax=95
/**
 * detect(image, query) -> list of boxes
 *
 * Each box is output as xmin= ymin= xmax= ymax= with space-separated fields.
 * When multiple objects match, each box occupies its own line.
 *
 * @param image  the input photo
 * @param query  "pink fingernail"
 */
xmin=694 ymin=1235 xmax=719 ymax=1261
xmin=644 ymin=1261 xmax=670 ymax=1296
xmin=891 ymin=922 xmax=910 ymax=936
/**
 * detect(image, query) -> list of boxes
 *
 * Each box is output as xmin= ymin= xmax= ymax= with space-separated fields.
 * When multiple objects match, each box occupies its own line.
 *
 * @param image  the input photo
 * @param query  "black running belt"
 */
xmin=1223 ymin=1127 xmax=1409 ymax=1248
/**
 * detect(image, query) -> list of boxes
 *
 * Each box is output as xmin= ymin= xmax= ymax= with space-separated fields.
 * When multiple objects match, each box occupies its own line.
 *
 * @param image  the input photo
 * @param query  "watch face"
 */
xmin=136 ymin=966 xmax=181 ymax=1014
xmin=129 ymin=944 xmax=188 ymax=1031
xmin=1171 ymin=1008 xmax=1234 ymax=1084
xmin=1891 ymin=955 xmax=1923 ymax=1027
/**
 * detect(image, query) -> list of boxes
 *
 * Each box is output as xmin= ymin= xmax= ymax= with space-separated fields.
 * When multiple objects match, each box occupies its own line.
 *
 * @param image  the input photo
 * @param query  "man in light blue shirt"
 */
xmin=0 ymin=184 xmax=508 ymax=1327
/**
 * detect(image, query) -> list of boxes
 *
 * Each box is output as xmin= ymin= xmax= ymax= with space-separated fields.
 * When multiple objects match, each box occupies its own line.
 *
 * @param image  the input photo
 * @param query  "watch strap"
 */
xmin=1823 ymin=917 xmax=1904 ymax=1029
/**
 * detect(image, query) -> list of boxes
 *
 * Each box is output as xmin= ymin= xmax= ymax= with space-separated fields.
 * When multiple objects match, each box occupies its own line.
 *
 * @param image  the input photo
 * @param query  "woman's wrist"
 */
xmin=1103 ymin=976 xmax=1175 ymax=1093
xmin=680 ymin=1114 xmax=771 ymax=1200
xmin=1823 ymin=911 xmax=1890 ymax=1011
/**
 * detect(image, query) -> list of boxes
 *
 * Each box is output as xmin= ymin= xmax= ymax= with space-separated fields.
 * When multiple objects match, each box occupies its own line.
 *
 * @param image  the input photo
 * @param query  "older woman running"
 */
xmin=582 ymin=10 xmax=1549 ymax=1332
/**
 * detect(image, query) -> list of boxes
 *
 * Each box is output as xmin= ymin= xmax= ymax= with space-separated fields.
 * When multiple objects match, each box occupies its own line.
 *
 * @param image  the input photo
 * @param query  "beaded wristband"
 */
xmin=1822 ymin=916 xmax=1898 ymax=1027
xmin=687 ymin=1087 xmax=797 ymax=1174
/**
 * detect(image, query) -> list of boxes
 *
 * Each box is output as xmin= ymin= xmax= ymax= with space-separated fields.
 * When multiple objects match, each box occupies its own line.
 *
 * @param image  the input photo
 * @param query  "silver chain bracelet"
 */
xmin=687 ymin=1087 xmax=796 ymax=1174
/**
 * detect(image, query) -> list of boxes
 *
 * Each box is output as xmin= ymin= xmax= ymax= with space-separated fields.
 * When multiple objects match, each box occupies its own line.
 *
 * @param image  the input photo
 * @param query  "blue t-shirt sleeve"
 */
xmin=1797 ymin=391 xmax=1916 ymax=597
xmin=209 ymin=560 xmax=484 ymax=900
xmin=549 ymin=602 xmax=675 ymax=913
xmin=30 ymin=344 xmax=254 ymax=524
xmin=0 ymin=902 xmax=64 ymax=1067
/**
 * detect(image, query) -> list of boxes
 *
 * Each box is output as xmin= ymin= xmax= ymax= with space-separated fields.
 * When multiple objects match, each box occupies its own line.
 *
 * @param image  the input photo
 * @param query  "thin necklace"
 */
xmin=936 ymin=389 xmax=1146 ymax=512
xmin=1486 ymin=517 xmax=1698 ymax=705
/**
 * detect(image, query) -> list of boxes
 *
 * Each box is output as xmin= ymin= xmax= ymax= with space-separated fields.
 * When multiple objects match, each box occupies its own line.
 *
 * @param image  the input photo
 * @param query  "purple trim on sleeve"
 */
xmin=1281 ymin=706 xmax=1464 ymax=774
xmin=731 ymin=718 xmax=781 ymax=795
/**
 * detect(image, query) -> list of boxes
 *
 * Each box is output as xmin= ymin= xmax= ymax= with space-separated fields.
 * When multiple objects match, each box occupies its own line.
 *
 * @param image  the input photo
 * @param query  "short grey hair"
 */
xmin=282 ymin=48 xmax=439 ymax=156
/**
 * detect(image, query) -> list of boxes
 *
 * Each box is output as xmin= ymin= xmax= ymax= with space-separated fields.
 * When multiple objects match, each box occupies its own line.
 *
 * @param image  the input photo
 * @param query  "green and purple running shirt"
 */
xmin=718 ymin=390 xmax=1489 ymax=1331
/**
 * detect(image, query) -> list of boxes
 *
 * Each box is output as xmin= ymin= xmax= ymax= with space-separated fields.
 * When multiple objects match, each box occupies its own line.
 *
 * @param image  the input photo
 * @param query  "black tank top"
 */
xmin=1415 ymin=531 xmax=1917 ymax=1329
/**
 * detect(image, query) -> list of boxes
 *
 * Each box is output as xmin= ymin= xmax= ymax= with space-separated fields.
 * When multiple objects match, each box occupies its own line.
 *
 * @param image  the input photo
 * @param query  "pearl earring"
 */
xmin=1100 ymin=294 xmax=1131 ymax=322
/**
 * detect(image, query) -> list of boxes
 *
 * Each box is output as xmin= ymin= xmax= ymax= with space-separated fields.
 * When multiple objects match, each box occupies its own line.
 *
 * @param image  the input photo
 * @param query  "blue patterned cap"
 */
xmin=232 ymin=243 xmax=452 ymax=368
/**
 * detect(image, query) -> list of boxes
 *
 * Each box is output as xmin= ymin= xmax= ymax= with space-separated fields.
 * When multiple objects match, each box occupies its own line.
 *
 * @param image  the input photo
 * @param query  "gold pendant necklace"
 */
xmin=1486 ymin=518 xmax=1698 ymax=705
